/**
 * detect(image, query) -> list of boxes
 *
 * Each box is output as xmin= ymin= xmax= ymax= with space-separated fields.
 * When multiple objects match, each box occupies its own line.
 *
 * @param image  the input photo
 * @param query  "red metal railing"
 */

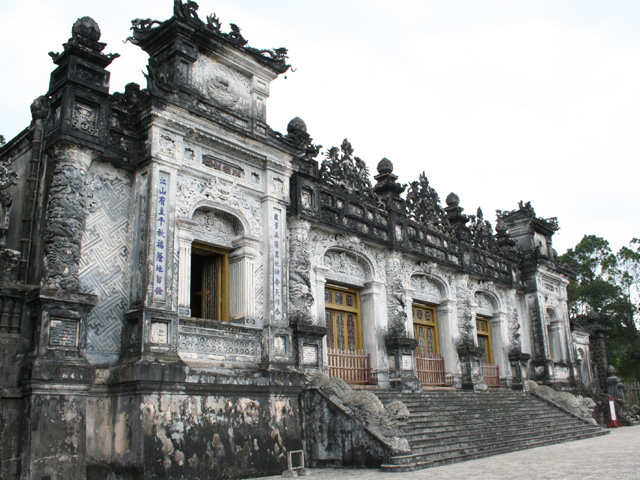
xmin=481 ymin=362 xmax=500 ymax=387
xmin=416 ymin=354 xmax=446 ymax=386
xmin=327 ymin=348 xmax=372 ymax=384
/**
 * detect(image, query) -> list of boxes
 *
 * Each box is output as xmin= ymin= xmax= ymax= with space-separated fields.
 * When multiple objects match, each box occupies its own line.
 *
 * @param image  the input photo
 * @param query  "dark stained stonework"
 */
xmin=0 ymin=2 xmax=603 ymax=479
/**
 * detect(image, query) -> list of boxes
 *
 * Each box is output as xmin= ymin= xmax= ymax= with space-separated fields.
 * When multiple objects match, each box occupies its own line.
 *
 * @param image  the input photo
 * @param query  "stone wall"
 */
xmin=86 ymin=390 xmax=303 ymax=479
xmin=79 ymin=161 xmax=133 ymax=365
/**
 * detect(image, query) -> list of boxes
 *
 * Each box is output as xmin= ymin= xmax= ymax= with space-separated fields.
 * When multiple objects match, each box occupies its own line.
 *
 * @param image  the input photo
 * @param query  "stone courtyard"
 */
xmin=246 ymin=424 xmax=640 ymax=480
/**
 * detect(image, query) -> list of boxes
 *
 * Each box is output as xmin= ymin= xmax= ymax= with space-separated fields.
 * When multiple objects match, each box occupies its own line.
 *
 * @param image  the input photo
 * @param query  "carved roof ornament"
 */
xmin=405 ymin=172 xmax=448 ymax=232
xmin=128 ymin=1 xmax=290 ymax=74
xmin=49 ymin=16 xmax=119 ymax=66
xmin=284 ymin=117 xmax=321 ymax=159
xmin=468 ymin=207 xmax=496 ymax=250
xmin=497 ymin=200 xmax=560 ymax=232
xmin=320 ymin=139 xmax=373 ymax=196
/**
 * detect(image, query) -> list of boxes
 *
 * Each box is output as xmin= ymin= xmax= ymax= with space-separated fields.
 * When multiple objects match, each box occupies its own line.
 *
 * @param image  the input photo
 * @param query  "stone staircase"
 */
xmin=374 ymin=389 xmax=608 ymax=471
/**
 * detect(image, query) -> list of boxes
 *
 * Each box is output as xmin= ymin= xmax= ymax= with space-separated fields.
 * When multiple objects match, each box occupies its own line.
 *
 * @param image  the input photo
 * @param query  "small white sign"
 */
xmin=302 ymin=344 xmax=318 ymax=365
xmin=402 ymin=354 xmax=412 ymax=371
xmin=150 ymin=322 xmax=168 ymax=344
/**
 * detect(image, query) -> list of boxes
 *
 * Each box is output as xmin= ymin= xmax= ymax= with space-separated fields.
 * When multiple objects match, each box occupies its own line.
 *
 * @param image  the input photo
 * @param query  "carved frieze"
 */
xmin=176 ymin=175 xmax=261 ymax=237
xmin=71 ymin=102 xmax=98 ymax=136
xmin=308 ymin=229 xmax=382 ymax=283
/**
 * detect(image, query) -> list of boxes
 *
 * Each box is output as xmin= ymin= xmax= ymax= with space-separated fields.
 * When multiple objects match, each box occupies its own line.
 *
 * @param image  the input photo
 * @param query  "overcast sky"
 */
xmin=1 ymin=1 xmax=639 ymax=255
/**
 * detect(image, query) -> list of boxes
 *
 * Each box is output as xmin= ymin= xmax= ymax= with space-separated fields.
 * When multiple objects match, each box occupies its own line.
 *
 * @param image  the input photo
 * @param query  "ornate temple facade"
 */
xmin=0 ymin=2 xmax=593 ymax=479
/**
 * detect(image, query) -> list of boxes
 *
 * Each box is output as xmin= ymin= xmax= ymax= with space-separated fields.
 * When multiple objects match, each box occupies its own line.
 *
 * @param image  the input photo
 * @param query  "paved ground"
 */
xmin=246 ymin=425 xmax=640 ymax=480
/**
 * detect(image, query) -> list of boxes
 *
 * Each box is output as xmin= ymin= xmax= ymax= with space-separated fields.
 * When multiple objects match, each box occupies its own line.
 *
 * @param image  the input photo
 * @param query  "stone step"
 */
xmin=405 ymin=409 xmax=579 ymax=426
xmin=405 ymin=429 xmax=608 ymax=465
xmin=407 ymin=423 xmax=604 ymax=453
xmin=382 ymin=429 xmax=609 ymax=472
xmin=372 ymin=389 xmax=608 ymax=472
xmin=405 ymin=419 xmax=599 ymax=442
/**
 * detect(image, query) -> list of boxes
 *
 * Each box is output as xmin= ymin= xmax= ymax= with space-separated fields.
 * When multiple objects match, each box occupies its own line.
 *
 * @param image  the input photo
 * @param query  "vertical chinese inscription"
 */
xmin=273 ymin=209 xmax=282 ymax=321
xmin=153 ymin=172 xmax=170 ymax=301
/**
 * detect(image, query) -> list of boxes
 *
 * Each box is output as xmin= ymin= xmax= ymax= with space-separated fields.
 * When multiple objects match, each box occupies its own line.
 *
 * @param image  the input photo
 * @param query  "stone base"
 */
xmin=389 ymin=375 xmax=422 ymax=393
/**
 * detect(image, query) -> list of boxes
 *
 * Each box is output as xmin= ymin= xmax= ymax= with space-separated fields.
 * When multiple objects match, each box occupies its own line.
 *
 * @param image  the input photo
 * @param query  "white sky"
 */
xmin=1 ymin=1 xmax=639 ymax=255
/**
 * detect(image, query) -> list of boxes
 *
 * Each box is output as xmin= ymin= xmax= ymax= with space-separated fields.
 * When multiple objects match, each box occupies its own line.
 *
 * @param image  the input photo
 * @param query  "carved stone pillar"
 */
xmin=42 ymin=142 xmax=92 ymax=292
xmin=588 ymin=311 xmax=608 ymax=395
xmin=288 ymin=219 xmax=314 ymax=324
xmin=385 ymin=336 xmax=421 ymax=392
xmin=509 ymin=350 xmax=531 ymax=391
xmin=457 ymin=343 xmax=487 ymax=392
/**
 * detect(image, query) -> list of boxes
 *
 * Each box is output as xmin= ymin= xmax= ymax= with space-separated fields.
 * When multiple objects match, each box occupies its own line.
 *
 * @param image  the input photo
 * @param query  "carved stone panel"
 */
xmin=191 ymin=56 xmax=252 ymax=116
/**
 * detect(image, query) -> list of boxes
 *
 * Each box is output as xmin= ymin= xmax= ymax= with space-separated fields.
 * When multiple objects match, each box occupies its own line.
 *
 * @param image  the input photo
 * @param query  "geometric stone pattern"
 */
xmin=79 ymin=162 xmax=132 ymax=362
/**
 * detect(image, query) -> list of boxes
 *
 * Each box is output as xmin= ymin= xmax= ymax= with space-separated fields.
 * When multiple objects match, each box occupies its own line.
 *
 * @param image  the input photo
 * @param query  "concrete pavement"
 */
xmin=247 ymin=425 xmax=640 ymax=480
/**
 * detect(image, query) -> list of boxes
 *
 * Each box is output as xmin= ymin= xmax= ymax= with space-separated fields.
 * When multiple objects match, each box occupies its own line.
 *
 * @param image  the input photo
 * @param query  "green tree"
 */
xmin=0 ymin=135 xmax=5 ymax=146
xmin=560 ymin=235 xmax=640 ymax=381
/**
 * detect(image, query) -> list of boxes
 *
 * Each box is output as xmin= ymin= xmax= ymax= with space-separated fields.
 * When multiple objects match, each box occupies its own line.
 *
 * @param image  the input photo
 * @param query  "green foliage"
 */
xmin=560 ymin=235 xmax=640 ymax=381
xmin=0 ymin=135 xmax=5 ymax=146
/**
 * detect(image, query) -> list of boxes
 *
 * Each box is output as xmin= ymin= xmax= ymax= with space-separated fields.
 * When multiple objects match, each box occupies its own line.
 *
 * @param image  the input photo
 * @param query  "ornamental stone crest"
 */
xmin=405 ymin=172 xmax=448 ymax=233
xmin=319 ymin=139 xmax=373 ymax=196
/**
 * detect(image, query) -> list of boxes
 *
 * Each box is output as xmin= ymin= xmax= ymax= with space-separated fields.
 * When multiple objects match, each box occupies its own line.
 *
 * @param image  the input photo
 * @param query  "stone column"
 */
xmin=177 ymin=232 xmax=193 ymax=316
xmin=361 ymin=280 xmax=388 ymax=385
xmin=22 ymin=142 xmax=99 ymax=480
xmin=509 ymin=350 xmax=531 ymax=391
xmin=228 ymin=236 xmax=259 ymax=323
xmin=288 ymin=219 xmax=314 ymax=325
xmin=457 ymin=343 xmax=488 ymax=392
xmin=588 ymin=310 xmax=608 ymax=395
xmin=385 ymin=336 xmax=421 ymax=392
xmin=42 ymin=142 xmax=92 ymax=291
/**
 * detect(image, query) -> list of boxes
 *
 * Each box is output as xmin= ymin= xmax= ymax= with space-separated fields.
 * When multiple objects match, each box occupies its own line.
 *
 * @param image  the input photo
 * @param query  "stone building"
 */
xmin=0 ymin=2 xmax=594 ymax=479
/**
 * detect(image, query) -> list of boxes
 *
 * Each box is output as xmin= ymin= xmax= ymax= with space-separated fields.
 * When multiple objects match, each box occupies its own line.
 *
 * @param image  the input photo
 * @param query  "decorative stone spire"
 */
xmin=373 ymin=158 xmax=405 ymax=212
